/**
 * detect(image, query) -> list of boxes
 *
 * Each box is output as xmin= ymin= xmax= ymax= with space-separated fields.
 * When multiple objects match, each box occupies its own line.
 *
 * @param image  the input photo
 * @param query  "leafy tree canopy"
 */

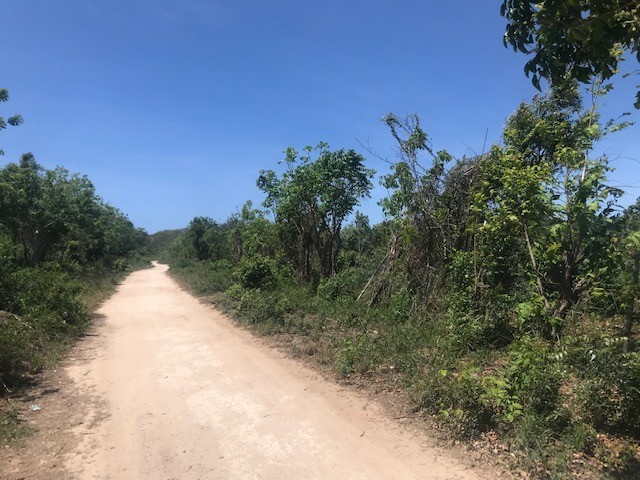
xmin=0 ymin=88 xmax=23 ymax=155
xmin=501 ymin=0 xmax=640 ymax=107
xmin=0 ymin=155 xmax=145 ymax=266
xmin=258 ymin=143 xmax=374 ymax=279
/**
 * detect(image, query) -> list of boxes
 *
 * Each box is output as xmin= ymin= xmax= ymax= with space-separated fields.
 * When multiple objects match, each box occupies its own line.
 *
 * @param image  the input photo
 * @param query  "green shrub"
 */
xmin=336 ymin=332 xmax=382 ymax=376
xmin=236 ymin=289 xmax=290 ymax=325
xmin=113 ymin=258 xmax=129 ymax=271
xmin=0 ymin=312 xmax=45 ymax=386
xmin=449 ymin=310 xmax=514 ymax=352
xmin=413 ymin=361 xmax=491 ymax=436
xmin=171 ymin=259 xmax=234 ymax=295
xmin=507 ymin=337 xmax=564 ymax=419
xmin=10 ymin=265 xmax=89 ymax=334
xmin=317 ymin=266 xmax=368 ymax=301
xmin=571 ymin=337 xmax=640 ymax=433
xmin=0 ymin=265 xmax=90 ymax=387
xmin=199 ymin=259 xmax=234 ymax=293
xmin=316 ymin=276 xmax=344 ymax=301
xmin=239 ymin=256 xmax=275 ymax=289
xmin=479 ymin=337 xmax=566 ymax=430
xmin=225 ymin=283 xmax=244 ymax=301
xmin=0 ymin=404 xmax=33 ymax=444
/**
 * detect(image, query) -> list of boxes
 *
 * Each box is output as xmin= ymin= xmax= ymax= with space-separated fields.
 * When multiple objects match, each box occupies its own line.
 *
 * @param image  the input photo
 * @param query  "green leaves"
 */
xmin=257 ymin=143 xmax=374 ymax=280
xmin=0 ymin=87 xmax=23 ymax=156
xmin=502 ymin=0 xmax=640 ymax=108
xmin=474 ymin=85 xmax=625 ymax=325
xmin=0 ymin=158 xmax=144 ymax=266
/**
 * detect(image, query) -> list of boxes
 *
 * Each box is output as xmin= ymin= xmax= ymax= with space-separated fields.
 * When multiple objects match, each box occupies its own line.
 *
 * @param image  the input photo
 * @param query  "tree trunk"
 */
xmin=623 ymin=254 xmax=639 ymax=341
xmin=522 ymin=222 xmax=550 ymax=310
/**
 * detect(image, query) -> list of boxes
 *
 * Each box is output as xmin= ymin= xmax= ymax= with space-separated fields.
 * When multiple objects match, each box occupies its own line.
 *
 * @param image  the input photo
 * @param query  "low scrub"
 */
xmin=0 ymin=261 xmax=147 ymax=390
xmin=168 ymin=254 xmax=640 ymax=479
xmin=0 ymin=403 xmax=33 ymax=445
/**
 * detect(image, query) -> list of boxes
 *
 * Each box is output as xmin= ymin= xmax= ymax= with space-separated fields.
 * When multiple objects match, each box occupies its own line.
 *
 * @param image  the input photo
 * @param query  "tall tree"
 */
xmin=620 ymin=198 xmax=640 ymax=338
xmin=474 ymin=84 xmax=623 ymax=330
xmin=258 ymin=143 xmax=374 ymax=282
xmin=185 ymin=217 xmax=218 ymax=261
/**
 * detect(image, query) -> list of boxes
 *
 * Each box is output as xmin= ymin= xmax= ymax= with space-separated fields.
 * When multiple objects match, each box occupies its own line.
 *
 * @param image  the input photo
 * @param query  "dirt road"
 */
xmin=14 ymin=263 xmax=491 ymax=479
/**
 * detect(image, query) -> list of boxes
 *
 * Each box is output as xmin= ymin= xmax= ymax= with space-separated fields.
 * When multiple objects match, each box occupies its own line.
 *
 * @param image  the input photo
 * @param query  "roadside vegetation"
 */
xmin=162 ymin=80 xmax=640 ymax=479
xmin=2 ymin=2 xmax=640 ymax=478
xmin=0 ymin=88 xmax=148 ymax=440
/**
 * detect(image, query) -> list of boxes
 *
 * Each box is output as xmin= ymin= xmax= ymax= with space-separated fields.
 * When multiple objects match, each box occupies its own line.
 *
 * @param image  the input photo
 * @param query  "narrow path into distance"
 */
xmin=63 ymin=262 xmax=487 ymax=479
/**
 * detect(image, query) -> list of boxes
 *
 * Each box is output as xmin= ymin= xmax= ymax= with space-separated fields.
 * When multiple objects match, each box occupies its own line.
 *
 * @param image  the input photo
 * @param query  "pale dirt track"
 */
xmin=54 ymin=262 xmax=489 ymax=479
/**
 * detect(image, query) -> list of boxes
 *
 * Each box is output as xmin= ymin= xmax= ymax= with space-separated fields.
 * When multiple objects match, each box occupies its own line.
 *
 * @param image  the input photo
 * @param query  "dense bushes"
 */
xmin=239 ymin=255 xmax=276 ymax=289
xmin=165 ymin=222 xmax=640 ymax=477
xmin=0 ymin=157 xmax=148 ymax=391
xmin=0 ymin=311 xmax=45 ymax=387
xmin=161 ymin=86 xmax=640 ymax=478
xmin=9 ymin=266 xmax=88 ymax=330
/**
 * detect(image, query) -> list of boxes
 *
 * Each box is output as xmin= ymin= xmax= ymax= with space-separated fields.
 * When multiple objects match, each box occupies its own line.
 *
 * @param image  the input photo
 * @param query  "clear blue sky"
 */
xmin=2 ymin=1 xmax=639 ymax=233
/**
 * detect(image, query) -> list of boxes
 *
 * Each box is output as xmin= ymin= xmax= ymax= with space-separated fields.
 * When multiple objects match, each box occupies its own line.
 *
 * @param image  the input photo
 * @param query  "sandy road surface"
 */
xmin=55 ymin=262 xmax=486 ymax=479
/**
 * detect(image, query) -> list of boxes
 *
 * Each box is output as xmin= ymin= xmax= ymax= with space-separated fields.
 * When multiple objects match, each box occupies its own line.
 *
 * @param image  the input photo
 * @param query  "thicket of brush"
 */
xmin=163 ymin=85 xmax=640 ymax=478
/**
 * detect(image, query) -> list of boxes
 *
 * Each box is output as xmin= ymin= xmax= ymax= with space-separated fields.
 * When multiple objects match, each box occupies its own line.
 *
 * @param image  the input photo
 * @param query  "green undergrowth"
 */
xmin=169 ymin=258 xmax=640 ymax=479
xmin=0 ymin=403 xmax=33 ymax=446
xmin=0 ymin=258 xmax=151 ymax=444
